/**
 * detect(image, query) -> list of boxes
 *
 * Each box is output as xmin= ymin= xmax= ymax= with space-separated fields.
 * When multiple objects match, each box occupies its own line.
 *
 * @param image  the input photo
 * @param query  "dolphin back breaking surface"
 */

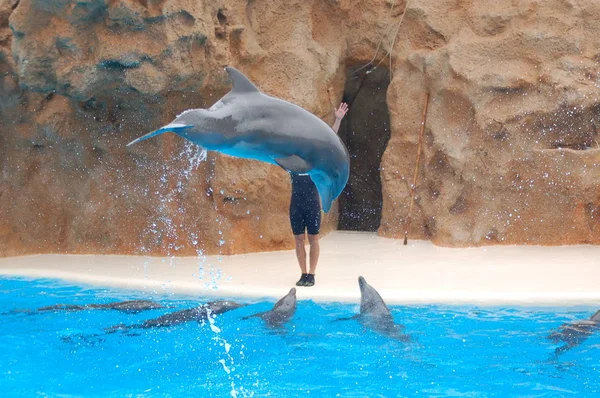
xmin=547 ymin=310 xmax=600 ymax=355
xmin=242 ymin=288 xmax=297 ymax=327
xmin=127 ymin=66 xmax=350 ymax=213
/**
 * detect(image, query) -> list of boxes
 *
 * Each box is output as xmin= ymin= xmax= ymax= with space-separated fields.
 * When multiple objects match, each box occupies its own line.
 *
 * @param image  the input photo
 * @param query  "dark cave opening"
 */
xmin=337 ymin=66 xmax=392 ymax=232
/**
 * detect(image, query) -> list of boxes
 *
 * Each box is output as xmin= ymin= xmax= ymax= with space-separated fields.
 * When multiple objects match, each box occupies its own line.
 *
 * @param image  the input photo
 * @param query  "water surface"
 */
xmin=1 ymin=278 xmax=598 ymax=397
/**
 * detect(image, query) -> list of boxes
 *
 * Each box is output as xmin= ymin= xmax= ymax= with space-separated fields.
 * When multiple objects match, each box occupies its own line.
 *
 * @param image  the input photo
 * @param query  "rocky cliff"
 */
xmin=1 ymin=0 xmax=598 ymax=257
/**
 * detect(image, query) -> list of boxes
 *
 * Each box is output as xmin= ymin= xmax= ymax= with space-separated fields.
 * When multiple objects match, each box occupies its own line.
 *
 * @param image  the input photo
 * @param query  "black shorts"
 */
xmin=290 ymin=199 xmax=321 ymax=235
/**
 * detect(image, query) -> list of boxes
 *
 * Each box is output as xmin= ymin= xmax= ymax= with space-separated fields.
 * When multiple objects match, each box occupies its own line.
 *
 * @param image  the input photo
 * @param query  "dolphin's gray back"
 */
xmin=37 ymin=300 xmax=162 ymax=313
xmin=102 ymin=300 xmax=163 ymax=313
xmin=192 ymin=91 xmax=343 ymax=154
xmin=243 ymin=305 xmax=295 ymax=326
xmin=141 ymin=307 xmax=206 ymax=328
xmin=216 ymin=66 xmax=337 ymax=141
xmin=260 ymin=309 xmax=294 ymax=326
xmin=127 ymin=65 xmax=350 ymax=213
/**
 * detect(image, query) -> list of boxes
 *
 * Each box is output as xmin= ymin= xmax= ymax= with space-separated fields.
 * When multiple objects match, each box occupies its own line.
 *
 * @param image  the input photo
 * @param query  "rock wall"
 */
xmin=379 ymin=0 xmax=600 ymax=246
xmin=1 ymin=0 xmax=598 ymax=257
xmin=0 ymin=0 xmax=392 ymax=256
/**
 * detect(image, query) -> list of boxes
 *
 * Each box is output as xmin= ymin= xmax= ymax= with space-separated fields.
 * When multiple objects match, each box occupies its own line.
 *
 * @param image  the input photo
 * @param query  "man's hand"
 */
xmin=331 ymin=102 xmax=349 ymax=134
xmin=335 ymin=102 xmax=349 ymax=120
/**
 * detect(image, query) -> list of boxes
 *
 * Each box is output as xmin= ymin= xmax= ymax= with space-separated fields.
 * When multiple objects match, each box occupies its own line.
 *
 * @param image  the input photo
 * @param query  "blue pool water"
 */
xmin=1 ymin=277 xmax=599 ymax=397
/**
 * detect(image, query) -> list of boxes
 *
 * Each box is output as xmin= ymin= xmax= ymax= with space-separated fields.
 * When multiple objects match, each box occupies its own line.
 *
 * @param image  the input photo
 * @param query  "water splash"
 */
xmin=139 ymin=139 xmax=230 ymax=291
xmin=142 ymin=141 xmax=207 ymax=258
xmin=207 ymin=310 xmax=254 ymax=398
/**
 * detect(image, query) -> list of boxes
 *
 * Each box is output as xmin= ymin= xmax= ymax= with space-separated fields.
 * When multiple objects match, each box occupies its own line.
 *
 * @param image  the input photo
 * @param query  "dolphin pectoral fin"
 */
xmin=241 ymin=311 xmax=265 ymax=320
xmin=547 ymin=331 xmax=561 ymax=342
xmin=126 ymin=123 xmax=190 ymax=147
xmin=225 ymin=66 xmax=261 ymax=93
xmin=555 ymin=344 xmax=574 ymax=356
xmin=274 ymin=155 xmax=312 ymax=174
xmin=394 ymin=333 xmax=411 ymax=343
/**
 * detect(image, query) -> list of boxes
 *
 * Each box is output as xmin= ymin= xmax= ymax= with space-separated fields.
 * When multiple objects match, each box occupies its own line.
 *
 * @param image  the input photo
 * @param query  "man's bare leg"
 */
xmin=308 ymin=234 xmax=320 ymax=274
xmin=304 ymin=234 xmax=320 ymax=286
xmin=294 ymin=234 xmax=307 ymax=274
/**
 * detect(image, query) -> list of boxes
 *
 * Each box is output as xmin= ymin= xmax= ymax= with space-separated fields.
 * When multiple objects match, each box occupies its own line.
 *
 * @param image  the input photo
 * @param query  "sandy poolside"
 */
xmin=0 ymin=231 xmax=599 ymax=306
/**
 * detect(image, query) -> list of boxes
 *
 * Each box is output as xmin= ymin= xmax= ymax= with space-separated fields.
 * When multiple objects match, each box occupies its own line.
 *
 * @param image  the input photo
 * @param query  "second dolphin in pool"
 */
xmin=547 ymin=310 xmax=600 ymax=355
xmin=37 ymin=300 xmax=164 ymax=314
xmin=242 ymin=288 xmax=297 ymax=328
xmin=127 ymin=66 xmax=350 ymax=213
xmin=340 ymin=276 xmax=409 ymax=342
xmin=106 ymin=300 xmax=247 ymax=332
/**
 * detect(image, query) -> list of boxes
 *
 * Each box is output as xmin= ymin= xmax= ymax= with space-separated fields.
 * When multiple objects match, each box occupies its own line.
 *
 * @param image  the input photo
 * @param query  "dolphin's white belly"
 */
xmin=218 ymin=141 xmax=280 ymax=165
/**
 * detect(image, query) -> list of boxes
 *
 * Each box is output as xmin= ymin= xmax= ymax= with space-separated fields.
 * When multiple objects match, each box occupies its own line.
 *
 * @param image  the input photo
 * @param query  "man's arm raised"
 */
xmin=331 ymin=102 xmax=349 ymax=133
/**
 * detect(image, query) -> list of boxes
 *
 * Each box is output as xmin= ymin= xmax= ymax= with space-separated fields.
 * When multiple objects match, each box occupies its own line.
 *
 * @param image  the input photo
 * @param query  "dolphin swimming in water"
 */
xmin=547 ymin=310 xmax=600 ymax=355
xmin=30 ymin=300 xmax=164 ymax=314
xmin=242 ymin=288 xmax=297 ymax=327
xmin=338 ymin=276 xmax=409 ymax=342
xmin=106 ymin=300 xmax=247 ymax=332
xmin=127 ymin=66 xmax=350 ymax=213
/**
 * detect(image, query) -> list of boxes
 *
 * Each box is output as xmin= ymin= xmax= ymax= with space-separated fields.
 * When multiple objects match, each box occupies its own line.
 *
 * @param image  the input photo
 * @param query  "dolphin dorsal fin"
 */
xmin=225 ymin=66 xmax=260 ymax=94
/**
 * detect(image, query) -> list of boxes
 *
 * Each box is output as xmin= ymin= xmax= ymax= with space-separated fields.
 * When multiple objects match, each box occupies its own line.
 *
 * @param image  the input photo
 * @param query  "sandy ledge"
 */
xmin=1 ymin=232 xmax=599 ymax=306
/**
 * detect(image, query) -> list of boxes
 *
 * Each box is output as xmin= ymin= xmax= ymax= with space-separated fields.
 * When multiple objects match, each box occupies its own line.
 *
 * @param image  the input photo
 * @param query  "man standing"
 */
xmin=291 ymin=102 xmax=349 ymax=287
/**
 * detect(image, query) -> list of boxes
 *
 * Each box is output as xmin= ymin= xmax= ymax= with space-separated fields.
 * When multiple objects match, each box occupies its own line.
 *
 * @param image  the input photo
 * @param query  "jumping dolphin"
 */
xmin=242 ymin=288 xmax=297 ymax=327
xmin=338 ymin=276 xmax=409 ymax=342
xmin=127 ymin=66 xmax=350 ymax=213
xmin=547 ymin=310 xmax=600 ymax=355
xmin=106 ymin=300 xmax=247 ymax=332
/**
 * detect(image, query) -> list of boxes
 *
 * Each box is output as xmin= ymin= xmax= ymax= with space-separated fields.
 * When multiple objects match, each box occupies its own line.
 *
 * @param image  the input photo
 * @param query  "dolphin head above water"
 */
xmin=357 ymin=276 xmax=409 ymax=341
xmin=127 ymin=66 xmax=350 ymax=213
xmin=358 ymin=276 xmax=392 ymax=317
xmin=273 ymin=288 xmax=297 ymax=315
xmin=242 ymin=287 xmax=297 ymax=327
xmin=262 ymin=287 xmax=297 ymax=326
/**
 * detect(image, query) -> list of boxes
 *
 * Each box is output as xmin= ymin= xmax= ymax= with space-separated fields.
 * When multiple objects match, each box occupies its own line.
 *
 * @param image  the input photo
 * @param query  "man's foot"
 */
xmin=304 ymin=274 xmax=315 ymax=287
xmin=296 ymin=274 xmax=308 ymax=286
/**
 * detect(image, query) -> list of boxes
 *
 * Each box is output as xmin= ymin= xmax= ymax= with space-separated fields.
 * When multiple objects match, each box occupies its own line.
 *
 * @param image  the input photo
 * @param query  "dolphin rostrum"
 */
xmin=338 ymin=276 xmax=409 ymax=342
xmin=547 ymin=310 xmax=600 ymax=355
xmin=242 ymin=288 xmax=297 ymax=327
xmin=127 ymin=66 xmax=350 ymax=213
xmin=106 ymin=300 xmax=247 ymax=332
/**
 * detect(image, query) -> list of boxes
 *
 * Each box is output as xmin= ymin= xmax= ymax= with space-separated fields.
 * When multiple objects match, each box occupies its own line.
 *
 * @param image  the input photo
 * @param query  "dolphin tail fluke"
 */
xmin=126 ymin=123 xmax=191 ymax=147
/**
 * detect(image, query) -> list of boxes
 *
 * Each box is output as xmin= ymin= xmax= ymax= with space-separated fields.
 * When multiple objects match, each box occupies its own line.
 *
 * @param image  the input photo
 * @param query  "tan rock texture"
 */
xmin=1 ymin=0 xmax=598 ymax=257
xmin=380 ymin=0 xmax=600 ymax=246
